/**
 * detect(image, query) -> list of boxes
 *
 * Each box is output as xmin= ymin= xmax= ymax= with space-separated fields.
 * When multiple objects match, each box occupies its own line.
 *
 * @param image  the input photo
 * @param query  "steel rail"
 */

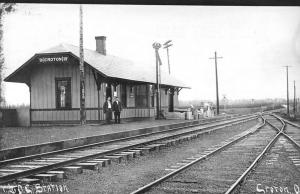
xmin=0 ymin=114 xmax=253 ymax=166
xmin=281 ymin=133 xmax=300 ymax=149
xmin=130 ymin=116 xmax=266 ymax=194
xmin=225 ymin=114 xmax=284 ymax=194
xmin=0 ymin=115 xmax=258 ymax=184
xmin=274 ymin=114 xmax=300 ymax=129
xmin=271 ymin=114 xmax=300 ymax=150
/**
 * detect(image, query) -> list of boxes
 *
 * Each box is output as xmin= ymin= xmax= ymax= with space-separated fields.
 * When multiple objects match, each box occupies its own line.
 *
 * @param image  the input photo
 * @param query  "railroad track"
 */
xmin=130 ymin=114 xmax=282 ymax=194
xmin=130 ymin=113 xmax=300 ymax=194
xmin=0 ymin=114 xmax=258 ymax=187
xmin=238 ymin=136 xmax=300 ymax=194
xmin=237 ymin=114 xmax=300 ymax=194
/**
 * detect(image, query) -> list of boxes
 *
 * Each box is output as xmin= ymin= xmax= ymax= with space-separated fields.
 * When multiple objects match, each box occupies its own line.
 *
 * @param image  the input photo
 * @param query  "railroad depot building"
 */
xmin=5 ymin=36 xmax=188 ymax=125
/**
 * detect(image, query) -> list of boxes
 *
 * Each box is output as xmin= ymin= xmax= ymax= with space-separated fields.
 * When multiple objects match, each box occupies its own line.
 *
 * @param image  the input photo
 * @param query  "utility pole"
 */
xmin=296 ymin=98 xmax=299 ymax=113
xmin=283 ymin=66 xmax=291 ymax=117
xmin=209 ymin=51 xmax=223 ymax=115
xmin=163 ymin=40 xmax=172 ymax=74
xmin=294 ymin=80 xmax=296 ymax=116
xmin=222 ymin=94 xmax=227 ymax=113
xmin=153 ymin=42 xmax=162 ymax=119
xmin=79 ymin=5 xmax=86 ymax=125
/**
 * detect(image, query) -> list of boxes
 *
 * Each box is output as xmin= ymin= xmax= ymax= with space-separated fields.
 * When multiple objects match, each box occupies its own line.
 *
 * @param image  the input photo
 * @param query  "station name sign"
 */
xmin=38 ymin=56 xmax=69 ymax=63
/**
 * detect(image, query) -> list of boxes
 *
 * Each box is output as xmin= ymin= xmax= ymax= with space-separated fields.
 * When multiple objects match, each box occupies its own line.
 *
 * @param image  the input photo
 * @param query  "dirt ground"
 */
xmin=0 ymin=119 xmax=186 ymax=150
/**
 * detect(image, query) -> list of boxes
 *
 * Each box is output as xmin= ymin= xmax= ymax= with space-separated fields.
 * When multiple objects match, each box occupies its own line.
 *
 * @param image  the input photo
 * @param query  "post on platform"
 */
xmin=79 ymin=5 xmax=86 ymax=125
xmin=153 ymin=42 xmax=162 ymax=119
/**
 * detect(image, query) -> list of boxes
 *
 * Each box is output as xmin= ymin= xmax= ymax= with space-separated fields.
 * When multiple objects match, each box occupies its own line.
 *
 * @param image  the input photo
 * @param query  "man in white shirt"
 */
xmin=103 ymin=97 xmax=112 ymax=124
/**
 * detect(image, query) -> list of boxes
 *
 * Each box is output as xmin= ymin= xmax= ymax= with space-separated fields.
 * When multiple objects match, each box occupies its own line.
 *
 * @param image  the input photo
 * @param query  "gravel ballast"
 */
xmin=59 ymin=119 xmax=259 ymax=194
xmin=239 ymin=136 xmax=300 ymax=194
xmin=147 ymin=123 xmax=276 ymax=194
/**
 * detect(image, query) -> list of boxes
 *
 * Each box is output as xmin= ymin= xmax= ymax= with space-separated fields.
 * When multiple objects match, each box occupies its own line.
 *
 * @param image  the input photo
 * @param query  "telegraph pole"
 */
xmin=153 ymin=42 xmax=162 ymax=119
xmin=284 ymin=66 xmax=291 ymax=117
xmin=209 ymin=51 xmax=223 ymax=115
xmin=294 ymin=80 xmax=296 ymax=116
xmin=79 ymin=5 xmax=86 ymax=125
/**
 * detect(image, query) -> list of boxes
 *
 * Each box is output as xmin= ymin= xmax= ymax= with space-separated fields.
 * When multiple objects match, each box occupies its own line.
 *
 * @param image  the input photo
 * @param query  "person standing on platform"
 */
xmin=103 ymin=96 xmax=112 ymax=124
xmin=112 ymin=96 xmax=122 ymax=124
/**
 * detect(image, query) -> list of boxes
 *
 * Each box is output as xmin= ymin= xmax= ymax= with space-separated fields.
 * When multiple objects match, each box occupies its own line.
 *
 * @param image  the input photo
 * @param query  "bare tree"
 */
xmin=0 ymin=3 xmax=16 ymax=107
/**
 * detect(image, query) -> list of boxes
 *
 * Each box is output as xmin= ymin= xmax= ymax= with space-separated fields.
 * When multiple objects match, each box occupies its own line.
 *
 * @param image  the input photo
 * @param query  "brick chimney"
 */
xmin=95 ymin=36 xmax=106 ymax=55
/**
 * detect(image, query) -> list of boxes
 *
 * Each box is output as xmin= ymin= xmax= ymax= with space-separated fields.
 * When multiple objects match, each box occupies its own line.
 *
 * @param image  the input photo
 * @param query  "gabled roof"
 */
xmin=5 ymin=43 xmax=189 ymax=88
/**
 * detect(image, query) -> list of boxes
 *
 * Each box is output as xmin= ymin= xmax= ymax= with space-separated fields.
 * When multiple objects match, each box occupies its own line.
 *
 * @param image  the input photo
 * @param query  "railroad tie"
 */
xmin=113 ymin=153 xmax=132 ymax=160
xmin=47 ymin=171 xmax=66 ymax=179
xmin=58 ymin=166 xmax=83 ymax=174
xmin=155 ymin=141 xmax=172 ymax=147
xmin=32 ymin=173 xmax=57 ymax=182
xmin=17 ymin=178 xmax=40 ymax=184
xmin=121 ymin=151 xmax=136 ymax=158
xmin=191 ymin=134 xmax=198 ymax=139
xmin=147 ymin=143 xmax=166 ymax=150
xmin=176 ymin=162 xmax=188 ymax=166
xmin=174 ymin=138 xmax=184 ymax=144
xmin=143 ymin=145 xmax=160 ymax=151
xmin=93 ymin=158 xmax=111 ymax=166
xmin=164 ymin=139 xmax=176 ymax=145
xmin=164 ymin=168 xmax=176 ymax=171
xmin=74 ymin=162 xmax=101 ymax=171
xmin=104 ymin=155 xmax=123 ymax=164
xmin=157 ymin=140 xmax=176 ymax=147
xmin=134 ymin=147 xmax=152 ymax=154
xmin=127 ymin=149 xmax=143 ymax=156
xmin=169 ymin=165 xmax=181 ymax=169
xmin=85 ymin=160 xmax=106 ymax=167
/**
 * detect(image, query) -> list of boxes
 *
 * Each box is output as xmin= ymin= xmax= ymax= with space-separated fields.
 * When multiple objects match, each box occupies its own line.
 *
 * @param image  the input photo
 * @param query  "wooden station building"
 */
xmin=5 ymin=36 xmax=189 ymax=125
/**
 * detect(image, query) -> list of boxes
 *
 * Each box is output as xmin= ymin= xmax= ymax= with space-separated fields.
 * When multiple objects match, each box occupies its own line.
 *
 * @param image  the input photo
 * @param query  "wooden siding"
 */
xmin=29 ymin=54 xmax=177 ymax=124
xmin=31 ymin=58 xmax=80 ymax=109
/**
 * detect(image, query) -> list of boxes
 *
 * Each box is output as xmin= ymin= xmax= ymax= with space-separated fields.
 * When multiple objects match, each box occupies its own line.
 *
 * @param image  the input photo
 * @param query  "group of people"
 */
xmin=103 ymin=96 xmax=122 ymax=124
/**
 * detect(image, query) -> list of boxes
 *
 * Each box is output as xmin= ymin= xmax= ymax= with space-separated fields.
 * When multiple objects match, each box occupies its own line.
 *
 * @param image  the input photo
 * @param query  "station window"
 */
xmin=55 ymin=77 xmax=71 ymax=109
xmin=130 ymin=85 xmax=135 ymax=98
xmin=136 ymin=85 xmax=148 ymax=107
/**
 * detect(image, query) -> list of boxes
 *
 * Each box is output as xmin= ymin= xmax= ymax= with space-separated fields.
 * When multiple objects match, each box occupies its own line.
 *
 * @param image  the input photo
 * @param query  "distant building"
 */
xmin=5 ymin=36 xmax=189 ymax=125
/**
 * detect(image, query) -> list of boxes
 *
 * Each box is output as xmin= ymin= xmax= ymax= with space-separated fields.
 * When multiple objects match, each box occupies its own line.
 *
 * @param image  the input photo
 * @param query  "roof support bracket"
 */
xmin=92 ymin=69 xmax=102 ymax=91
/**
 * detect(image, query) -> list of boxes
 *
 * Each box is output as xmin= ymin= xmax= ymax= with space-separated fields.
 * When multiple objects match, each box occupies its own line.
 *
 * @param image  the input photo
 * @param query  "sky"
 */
xmin=2 ymin=4 xmax=300 ymax=105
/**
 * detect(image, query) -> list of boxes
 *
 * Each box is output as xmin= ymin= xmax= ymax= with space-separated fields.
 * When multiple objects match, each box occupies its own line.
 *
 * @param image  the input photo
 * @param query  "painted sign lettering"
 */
xmin=38 ymin=56 xmax=68 ymax=63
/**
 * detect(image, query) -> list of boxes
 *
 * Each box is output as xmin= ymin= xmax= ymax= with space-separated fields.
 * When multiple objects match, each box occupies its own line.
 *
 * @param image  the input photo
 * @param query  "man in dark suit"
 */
xmin=112 ymin=96 xmax=122 ymax=124
xmin=103 ymin=96 xmax=112 ymax=124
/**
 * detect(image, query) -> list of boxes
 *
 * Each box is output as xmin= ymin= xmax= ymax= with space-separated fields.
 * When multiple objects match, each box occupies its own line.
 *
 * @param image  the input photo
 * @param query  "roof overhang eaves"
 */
xmin=108 ymin=76 xmax=190 ymax=89
xmin=4 ymin=54 xmax=38 ymax=83
xmin=159 ymin=84 xmax=191 ymax=89
xmin=35 ymin=51 xmax=73 ymax=56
